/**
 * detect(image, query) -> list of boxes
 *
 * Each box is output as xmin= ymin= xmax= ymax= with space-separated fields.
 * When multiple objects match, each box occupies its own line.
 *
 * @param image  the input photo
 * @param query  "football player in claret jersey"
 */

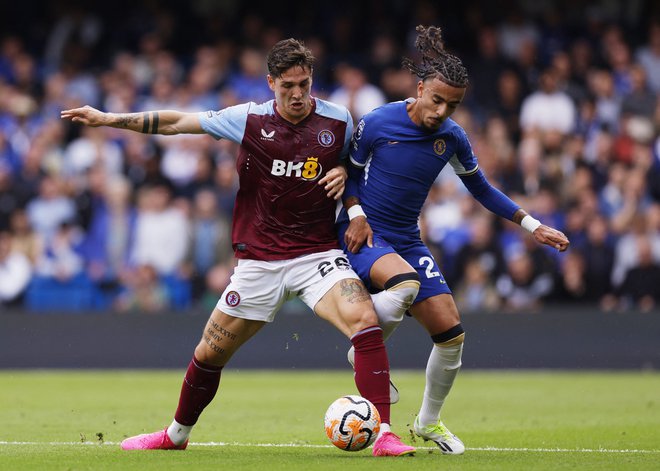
xmin=338 ymin=26 xmax=570 ymax=454
xmin=62 ymin=39 xmax=414 ymax=457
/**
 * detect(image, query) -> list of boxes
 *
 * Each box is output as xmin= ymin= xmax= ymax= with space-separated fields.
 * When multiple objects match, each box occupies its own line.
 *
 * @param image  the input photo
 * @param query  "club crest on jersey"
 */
xmin=271 ymin=156 xmax=323 ymax=181
xmin=261 ymin=129 xmax=275 ymax=141
xmin=433 ymin=138 xmax=446 ymax=156
xmin=317 ymin=130 xmax=335 ymax=147
xmin=225 ymin=290 xmax=241 ymax=307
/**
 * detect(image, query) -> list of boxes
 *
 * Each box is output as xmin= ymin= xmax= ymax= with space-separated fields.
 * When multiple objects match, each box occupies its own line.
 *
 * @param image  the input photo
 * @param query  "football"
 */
xmin=324 ymin=395 xmax=381 ymax=451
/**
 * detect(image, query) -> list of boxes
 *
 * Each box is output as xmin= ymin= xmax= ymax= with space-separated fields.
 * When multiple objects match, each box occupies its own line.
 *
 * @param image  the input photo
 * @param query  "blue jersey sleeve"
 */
xmin=198 ymin=102 xmax=255 ymax=143
xmin=460 ymin=169 xmax=520 ymax=220
xmin=344 ymin=115 xmax=375 ymax=200
xmin=348 ymin=115 xmax=375 ymax=168
xmin=448 ymin=126 xmax=479 ymax=176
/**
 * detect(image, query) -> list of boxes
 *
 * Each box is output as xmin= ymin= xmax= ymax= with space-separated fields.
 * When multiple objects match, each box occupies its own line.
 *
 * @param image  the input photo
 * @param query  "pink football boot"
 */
xmin=120 ymin=428 xmax=188 ymax=450
xmin=372 ymin=431 xmax=415 ymax=457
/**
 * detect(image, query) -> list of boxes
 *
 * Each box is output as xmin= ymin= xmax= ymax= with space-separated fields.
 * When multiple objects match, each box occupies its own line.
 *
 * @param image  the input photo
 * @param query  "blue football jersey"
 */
xmin=347 ymin=99 xmax=478 ymax=236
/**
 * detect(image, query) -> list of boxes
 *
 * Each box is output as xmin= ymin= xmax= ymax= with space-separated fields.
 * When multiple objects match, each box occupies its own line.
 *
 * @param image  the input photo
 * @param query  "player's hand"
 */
xmin=60 ymin=105 xmax=107 ymax=127
xmin=344 ymin=217 xmax=373 ymax=253
xmin=319 ymin=165 xmax=347 ymax=200
xmin=533 ymin=225 xmax=570 ymax=252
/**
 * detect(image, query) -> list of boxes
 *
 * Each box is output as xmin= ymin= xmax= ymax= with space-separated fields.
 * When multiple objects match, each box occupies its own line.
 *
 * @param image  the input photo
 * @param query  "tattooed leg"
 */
xmin=314 ymin=277 xmax=380 ymax=337
xmin=194 ymin=309 xmax=265 ymax=367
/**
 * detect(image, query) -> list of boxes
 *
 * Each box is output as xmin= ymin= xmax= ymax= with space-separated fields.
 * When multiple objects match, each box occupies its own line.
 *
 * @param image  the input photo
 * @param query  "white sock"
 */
xmin=418 ymin=343 xmax=463 ymax=427
xmin=167 ymin=419 xmax=193 ymax=445
xmin=377 ymin=422 xmax=391 ymax=438
xmin=371 ymin=280 xmax=419 ymax=340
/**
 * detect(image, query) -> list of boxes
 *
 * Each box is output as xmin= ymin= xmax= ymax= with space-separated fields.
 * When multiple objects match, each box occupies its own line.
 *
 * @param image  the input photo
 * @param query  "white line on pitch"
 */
xmin=0 ymin=441 xmax=658 ymax=454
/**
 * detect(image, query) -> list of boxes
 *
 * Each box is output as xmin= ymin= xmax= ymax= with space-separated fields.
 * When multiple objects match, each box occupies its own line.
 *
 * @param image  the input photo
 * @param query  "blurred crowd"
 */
xmin=1 ymin=0 xmax=659 ymax=313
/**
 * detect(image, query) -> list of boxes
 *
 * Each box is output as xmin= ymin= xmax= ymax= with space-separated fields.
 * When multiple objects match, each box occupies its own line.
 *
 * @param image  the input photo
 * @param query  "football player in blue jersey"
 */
xmin=339 ymin=25 xmax=570 ymax=455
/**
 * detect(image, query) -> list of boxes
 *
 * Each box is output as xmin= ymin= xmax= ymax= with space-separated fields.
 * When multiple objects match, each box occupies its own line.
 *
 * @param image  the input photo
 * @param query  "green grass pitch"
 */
xmin=1 ymin=370 xmax=659 ymax=470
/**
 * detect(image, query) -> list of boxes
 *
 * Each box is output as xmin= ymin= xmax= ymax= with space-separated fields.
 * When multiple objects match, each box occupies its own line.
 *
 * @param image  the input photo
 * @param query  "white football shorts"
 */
xmin=216 ymin=249 xmax=360 ymax=322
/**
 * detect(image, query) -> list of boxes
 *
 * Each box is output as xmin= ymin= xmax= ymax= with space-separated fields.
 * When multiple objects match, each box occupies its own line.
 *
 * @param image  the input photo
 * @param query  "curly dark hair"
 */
xmin=402 ymin=25 xmax=469 ymax=87
xmin=266 ymin=39 xmax=315 ymax=78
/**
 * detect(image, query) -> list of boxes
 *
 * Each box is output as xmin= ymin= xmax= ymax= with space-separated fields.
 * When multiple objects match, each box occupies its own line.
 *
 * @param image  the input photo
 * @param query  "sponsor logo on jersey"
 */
xmin=271 ymin=156 xmax=323 ymax=181
xmin=317 ymin=129 xmax=335 ymax=147
xmin=433 ymin=138 xmax=446 ymax=156
xmin=225 ymin=290 xmax=241 ymax=306
xmin=260 ymin=129 xmax=275 ymax=141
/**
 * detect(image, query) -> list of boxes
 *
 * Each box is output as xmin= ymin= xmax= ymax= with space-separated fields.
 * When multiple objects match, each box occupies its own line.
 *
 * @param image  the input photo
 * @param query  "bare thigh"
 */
xmin=409 ymin=294 xmax=461 ymax=336
xmin=369 ymin=252 xmax=416 ymax=289
xmin=194 ymin=308 xmax=266 ymax=367
xmin=314 ymin=278 xmax=379 ymax=337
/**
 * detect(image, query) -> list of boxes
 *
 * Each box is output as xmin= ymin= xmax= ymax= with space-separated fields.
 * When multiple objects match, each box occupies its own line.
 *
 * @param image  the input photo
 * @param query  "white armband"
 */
xmin=347 ymin=205 xmax=367 ymax=220
xmin=521 ymin=215 xmax=542 ymax=233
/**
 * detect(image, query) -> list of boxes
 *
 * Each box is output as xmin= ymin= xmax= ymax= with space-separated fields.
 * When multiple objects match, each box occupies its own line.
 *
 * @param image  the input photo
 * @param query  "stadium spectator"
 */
xmin=453 ymin=257 xmax=501 ymax=313
xmin=579 ymin=214 xmax=616 ymax=306
xmin=0 ymin=230 xmax=31 ymax=307
xmin=186 ymin=187 xmax=232 ymax=300
xmin=635 ymin=20 xmax=660 ymax=94
xmin=130 ymin=182 xmax=189 ymax=276
xmin=452 ymin=212 xmax=506 ymax=288
xmin=328 ymin=62 xmax=386 ymax=123
xmin=496 ymin=250 xmax=554 ymax=312
xmin=33 ymin=221 xmax=85 ymax=282
xmin=9 ymin=208 xmax=42 ymax=265
xmin=519 ymin=66 xmax=577 ymax=149
xmin=61 ymin=37 xmax=413 ymax=457
xmin=26 ymin=175 xmax=76 ymax=243
xmin=115 ymin=263 xmax=170 ymax=313
xmin=82 ymin=174 xmax=136 ymax=284
xmin=617 ymin=234 xmax=660 ymax=312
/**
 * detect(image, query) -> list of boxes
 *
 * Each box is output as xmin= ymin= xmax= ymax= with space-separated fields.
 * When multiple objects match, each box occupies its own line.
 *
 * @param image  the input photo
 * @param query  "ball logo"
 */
xmin=225 ymin=291 xmax=241 ymax=307
xmin=433 ymin=138 xmax=446 ymax=156
xmin=318 ymin=130 xmax=335 ymax=147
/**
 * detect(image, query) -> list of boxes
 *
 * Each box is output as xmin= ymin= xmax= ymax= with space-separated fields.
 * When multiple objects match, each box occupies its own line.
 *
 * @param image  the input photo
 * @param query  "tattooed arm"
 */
xmin=60 ymin=105 xmax=204 ymax=135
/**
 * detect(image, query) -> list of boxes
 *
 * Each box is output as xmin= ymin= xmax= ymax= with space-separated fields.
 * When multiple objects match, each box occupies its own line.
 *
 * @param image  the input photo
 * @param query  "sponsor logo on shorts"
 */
xmin=433 ymin=138 xmax=446 ymax=156
xmin=318 ymin=129 xmax=335 ymax=147
xmin=225 ymin=291 xmax=241 ymax=306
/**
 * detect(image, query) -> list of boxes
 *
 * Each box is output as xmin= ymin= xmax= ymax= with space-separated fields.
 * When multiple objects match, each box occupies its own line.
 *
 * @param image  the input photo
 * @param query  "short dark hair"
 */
xmin=402 ymin=25 xmax=469 ymax=87
xmin=266 ymin=38 xmax=315 ymax=78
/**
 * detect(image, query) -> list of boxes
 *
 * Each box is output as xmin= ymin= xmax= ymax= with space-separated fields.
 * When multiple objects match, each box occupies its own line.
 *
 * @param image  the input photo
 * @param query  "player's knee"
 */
xmin=383 ymin=272 xmax=420 ymax=311
xmin=431 ymin=323 xmax=465 ymax=348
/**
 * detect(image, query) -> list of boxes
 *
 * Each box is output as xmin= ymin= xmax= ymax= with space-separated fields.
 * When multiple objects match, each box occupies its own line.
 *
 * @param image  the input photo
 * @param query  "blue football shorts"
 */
xmin=338 ymin=223 xmax=452 ymax=303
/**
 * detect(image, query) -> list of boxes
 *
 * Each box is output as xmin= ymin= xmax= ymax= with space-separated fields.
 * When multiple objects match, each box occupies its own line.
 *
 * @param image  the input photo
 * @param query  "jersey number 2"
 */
xmin=419 ymin=256 xmax=440 ymax=279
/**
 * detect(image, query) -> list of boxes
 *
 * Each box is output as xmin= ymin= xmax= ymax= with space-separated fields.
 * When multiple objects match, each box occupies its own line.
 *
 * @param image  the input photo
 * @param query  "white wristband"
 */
xmin=521 ymin=215 xmax=542 ymax=233
xmin=347 ymin=205 xmax=367 ymax=220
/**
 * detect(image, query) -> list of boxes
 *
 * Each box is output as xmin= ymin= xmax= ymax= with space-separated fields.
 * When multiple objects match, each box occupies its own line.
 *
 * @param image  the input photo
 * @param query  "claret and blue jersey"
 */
xmin=199 ymin=97 xmax=352 ymax=261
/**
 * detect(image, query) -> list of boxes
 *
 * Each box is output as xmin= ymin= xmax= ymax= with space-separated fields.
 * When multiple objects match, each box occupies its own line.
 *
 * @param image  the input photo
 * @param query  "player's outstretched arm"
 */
xmin=60 ymin=105 xmax=204 ymax=135
xmin=319 ymin=165 xmax=347 ymax=200
xmin=512 ymin=209 xmax=570 ymax=252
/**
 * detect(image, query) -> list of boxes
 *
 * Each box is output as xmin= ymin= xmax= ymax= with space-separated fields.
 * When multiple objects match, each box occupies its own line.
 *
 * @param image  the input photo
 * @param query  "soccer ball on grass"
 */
xmin=324 ymin=395 xmax=381 ymax=451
